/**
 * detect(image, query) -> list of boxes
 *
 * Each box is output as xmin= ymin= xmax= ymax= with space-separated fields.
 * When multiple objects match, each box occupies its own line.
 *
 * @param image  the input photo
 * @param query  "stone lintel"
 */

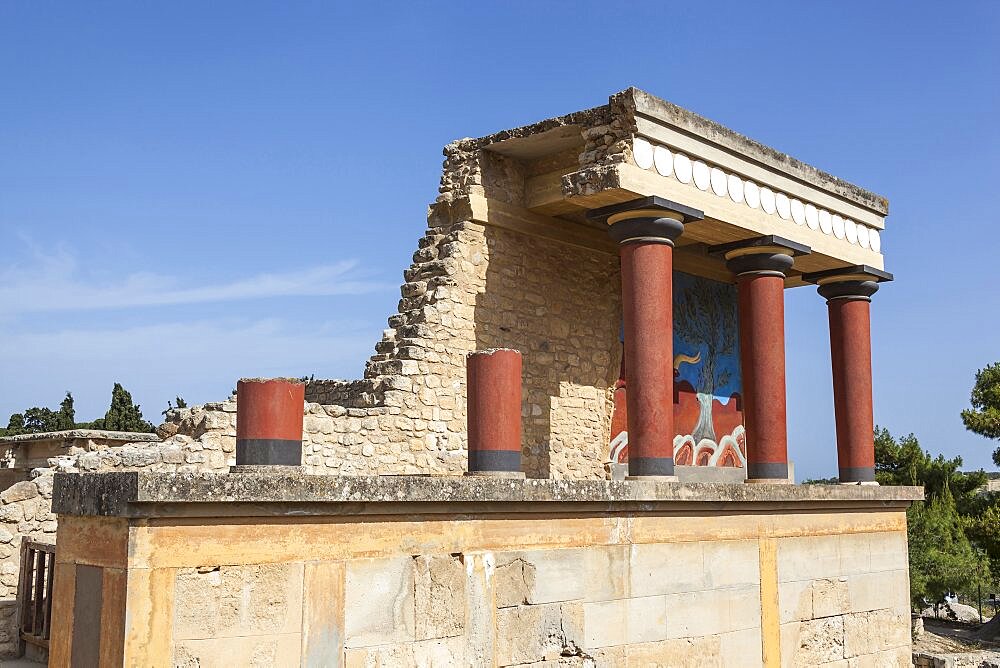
xmin=586 ymin=196 xmax=703 ymax=225
xmin=51 ymin=471 xmax=924 ymax=519
xmin=0 ymin=429 xmax=162 ymax=445
xmin=709 ymin=235 xmax=811 ymax=258
xmin=801 ymin=264 xmax=895 ymax=284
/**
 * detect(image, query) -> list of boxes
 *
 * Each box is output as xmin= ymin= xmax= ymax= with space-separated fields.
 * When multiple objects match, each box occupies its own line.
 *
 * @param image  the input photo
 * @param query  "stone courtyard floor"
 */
xmin=915 ymin=618 xmax=1000 ymax=666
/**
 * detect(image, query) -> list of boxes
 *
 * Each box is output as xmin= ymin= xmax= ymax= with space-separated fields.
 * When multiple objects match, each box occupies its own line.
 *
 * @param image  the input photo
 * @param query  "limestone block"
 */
xmin=513 ymin=548 xmax=587 ymax=605
xmin=301 ymin=562 xmax=344 ymax=667
xmin=344 ymin=637 xmax=464 ymax=668
xmin=779 ymin=579 xmax=814 ymax=623
xmin=843 ymin=609 xmax=909 ymax=659
xmin=720 ymin=627 xmax=763 ymax=666
xmin=777 ymin=535 xmax=842 ymax=583
xmin=493 ymin=554 xmax=534 ymax=608
xmin=462 ymin=553 xmax=496 ymax=668
xmin=494 ymin=602 xmax=585 ymax=666
xmin=812 ymin=577 xmax=851 ymax=618
xmin=626 ymin=595 xmax=667 ymax=645
xmin=630 ymin=542 xmax=705 ymax=596
xmin=414 ymin=555 xmax=465 ymax=640
xmin=703 ymin=539 xmax=761 ymax=589
xmin=867 ymin=532 xmax=908 ymax=573
xmin=782 ymin=616 xmax=845 ymax=666
xmin=838 ymin=532 xmax=872 ymax=576
xmin=582 ymin=599 xmax=627 ymax=649
xmin=0 ymin=481 xmax=37 ymax=504
xmin=583 ymin=545 xmax=628 ymax=602
xmin=344 ymin=556 xmax=415 ymax=648
xmin=173 ymin=563 xmax=303 ymax=641
xmin=628 ymin=635 xmax=722 ymax=666
xmin=173 ymin=633 xmax=301 ymax=668
xmin=847 ymin=570 xmax=909 ymax=614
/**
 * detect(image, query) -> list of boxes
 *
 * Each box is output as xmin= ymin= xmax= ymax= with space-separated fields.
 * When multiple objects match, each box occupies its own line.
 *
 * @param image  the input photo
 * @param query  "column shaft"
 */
xmin=466 ymin=349 xmax=523 ymax=476
xmin=829 ymin=298 xmax=876 ymax=482
xmin=737 ymin=274 xmax=789 ymax=481
xmin=620 ymin=241 xmax=676 ymax=477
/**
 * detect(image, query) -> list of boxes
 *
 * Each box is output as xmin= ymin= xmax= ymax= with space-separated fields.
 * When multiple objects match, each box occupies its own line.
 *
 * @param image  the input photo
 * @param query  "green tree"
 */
xmin=875 ymin=427 xmax=991 ymax=607
xmin=962 ymin=363 xmax=1000 ymax=465
xmin=88 ymin=383 xmax=154 ymax=433
xmin=0 ymin=391 xmax=77 ymax=436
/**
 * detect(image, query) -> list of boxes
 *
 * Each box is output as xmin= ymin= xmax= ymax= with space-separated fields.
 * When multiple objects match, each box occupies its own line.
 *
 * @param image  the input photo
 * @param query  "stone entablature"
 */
xmin=48 ymin=473 xmax=920 ymax=666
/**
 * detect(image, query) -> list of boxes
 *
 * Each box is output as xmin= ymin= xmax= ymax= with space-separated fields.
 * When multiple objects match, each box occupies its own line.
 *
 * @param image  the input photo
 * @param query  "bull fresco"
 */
xmin=609 ymin=271 xmax=745 ymax=472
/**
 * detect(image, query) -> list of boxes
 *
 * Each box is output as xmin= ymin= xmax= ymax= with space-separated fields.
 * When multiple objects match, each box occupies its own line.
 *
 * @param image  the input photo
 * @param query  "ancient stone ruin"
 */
xmin=4 ymin=88 xmax=916 ymax=666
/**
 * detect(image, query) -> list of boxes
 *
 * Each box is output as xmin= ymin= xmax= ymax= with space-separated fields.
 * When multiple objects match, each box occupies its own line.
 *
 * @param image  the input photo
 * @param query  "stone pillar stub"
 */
xmin=234 ymin=378 xmax=305 ymax=468
xmin=466 ymin=349 xmax=524 ymax=477
xmin=803 ymin=265 xmax=893 ymax=484
xmin=590 ymin=197 xmax=704 ymax=480
xmin=712 ymin=236 xmax=810 ymax=484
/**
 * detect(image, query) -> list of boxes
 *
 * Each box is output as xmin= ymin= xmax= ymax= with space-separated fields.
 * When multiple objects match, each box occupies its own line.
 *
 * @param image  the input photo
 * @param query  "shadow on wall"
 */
xmin=474 ymin=226 xmax=622 ymax=479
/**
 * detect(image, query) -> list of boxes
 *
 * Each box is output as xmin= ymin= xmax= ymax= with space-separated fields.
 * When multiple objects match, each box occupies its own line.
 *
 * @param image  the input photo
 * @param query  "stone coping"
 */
xmin=52 ymin=471 xmax=923 ymax=519
xmin=0 ymin=429 xmax=161 ymax=445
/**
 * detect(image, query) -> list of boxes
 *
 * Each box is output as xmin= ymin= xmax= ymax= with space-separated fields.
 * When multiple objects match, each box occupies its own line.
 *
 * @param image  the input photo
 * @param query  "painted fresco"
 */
xmin=608 ymin=271 xmax=745 ymax=471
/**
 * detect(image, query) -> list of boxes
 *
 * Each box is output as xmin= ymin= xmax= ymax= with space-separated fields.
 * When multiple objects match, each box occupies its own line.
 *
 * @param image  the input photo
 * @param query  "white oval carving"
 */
xmin=759 ymin=187 xmax=776 ymax=214
xmin=805 ymin=204 xmax=819 ymax=230
xmin=832 ymin=214 xmax=845 ymax=239
xmin=710 ymin=167 xmax=728 ymax=196
xmin=870 ymin=229 xmax=881 ymax=253
xmin=744 ymin=181 xmax=760 ymax=209
xmin=845 ymin=219 xmax=858 ymax=244
xmin=693 ymin=161 xmax=710 ymax=191
xmin=775 ymin=192 xmax=791 ymax=220
xmin=633 ymin=138 xmax=654 ymax=170
xmin=674 ymin=153 xmax=692 ymax=184
xmin=791 ymin=199 xmax=806 ymax=225
xmin=728 ymin=174 xmax=744 ymax=203
xmin=857 ymin=225 xmax=870 ymax=249
xmin=653 ymin=146 xmax=672 ymax=176
xmin=818 ymin=209 xmax=832 ymax=235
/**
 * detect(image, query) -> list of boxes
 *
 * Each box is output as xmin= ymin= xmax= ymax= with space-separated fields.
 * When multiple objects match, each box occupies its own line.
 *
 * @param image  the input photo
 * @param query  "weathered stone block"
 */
xmin=628 ymin=635 xmax=722 ymax=666
xmin=173 ymin=563 xmax=303 ymax=641
xmin=847 ymin=569 xmax=909 ymax=614
xmin=630 ymin=542 xmax=705 ymax=596
xmin=583 ymin=599 xmax=627 ymax=649
xmin=626 ymin=595 xmax=667 ymax=645
xmin=811 ymin=577 xmax=851 ymax=618
xmin=344 ymin=636 xmax=464 ymax=668
xmin=583 ymin=545 xmax=628 ymax=602
xmin=0 ymin=481 xmax=37 ymax=504
xmin=344 ymin=556 xmax=415 ymax=648
xmin=778 ymin=579 xmax=814 ymax=623
xmin=719 ymin=627 xmax=763 ymax=665
xmin=777 ymin=535 xmax=842 ymax=583
xmin=493 ymin=554 xmax=534 ymax=608
xmin=494 ymin=602 xmax=584 ymax=666
xmin=414 ymin=554 xmax=465 ymax=640
xmin=173 ymin=633 xmax=301 ymax=668
xmin=843 ymin=609 xmax=909 ymax=658
xmin=782 ymin=615 xmax=845 ymax=665
xmin=703 ymin=539 xmax=760 ymax=588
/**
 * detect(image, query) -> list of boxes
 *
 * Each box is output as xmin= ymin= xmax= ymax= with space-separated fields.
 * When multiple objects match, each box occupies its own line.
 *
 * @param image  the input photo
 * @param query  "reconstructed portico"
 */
xmin=44 ymin=89 xmax=915 ymax=667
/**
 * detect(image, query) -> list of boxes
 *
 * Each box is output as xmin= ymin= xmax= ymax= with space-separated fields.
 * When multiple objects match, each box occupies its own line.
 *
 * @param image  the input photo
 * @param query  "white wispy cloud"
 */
xmin=0 ymin=242 xmax=388 ymax=315
xmin=0 ymin=317 xmax=378 ymax=421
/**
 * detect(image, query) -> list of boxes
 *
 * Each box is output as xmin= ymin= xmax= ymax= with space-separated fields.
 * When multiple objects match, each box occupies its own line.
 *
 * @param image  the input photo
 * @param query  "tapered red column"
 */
xmin=236 ymin=378 xmax=305 ymax=467
xmin=715 ymin=236 xmax=810 ymax=483
xmin=590 ymin=196 xmax=702 ymax=479
xmin=805 ymin=266 xmax=893 ymax=484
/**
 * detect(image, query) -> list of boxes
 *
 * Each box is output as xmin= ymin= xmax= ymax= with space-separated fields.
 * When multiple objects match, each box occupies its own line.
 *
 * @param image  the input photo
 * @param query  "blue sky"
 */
xmin=1 ymin=2 xmax=997 ymax=479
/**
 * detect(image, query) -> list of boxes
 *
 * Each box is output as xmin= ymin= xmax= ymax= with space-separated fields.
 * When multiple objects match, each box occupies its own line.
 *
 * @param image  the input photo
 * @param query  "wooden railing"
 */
xmin=17 ymin=539 xmax=55 ymax=653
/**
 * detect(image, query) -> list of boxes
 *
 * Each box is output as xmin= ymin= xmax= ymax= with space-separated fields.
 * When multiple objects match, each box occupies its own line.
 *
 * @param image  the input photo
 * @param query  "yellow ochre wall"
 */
xmin=48 ymin=505 xmax=911 ymax=667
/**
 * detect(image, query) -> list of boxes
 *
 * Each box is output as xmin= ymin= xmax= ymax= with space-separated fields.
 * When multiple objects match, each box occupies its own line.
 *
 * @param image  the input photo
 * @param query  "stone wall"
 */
xmin=47 ymin=475 xmax=921 ymax=666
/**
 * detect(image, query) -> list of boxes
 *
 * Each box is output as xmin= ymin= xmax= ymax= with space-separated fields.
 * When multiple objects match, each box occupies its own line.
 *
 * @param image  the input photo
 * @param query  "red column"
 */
xmin=589 ymin=197 xmax=701 ymax=480
xmin=236 ymin=378 xmax=305 ymax=466
xmin=817 ymin=278 xmax=882 ymax=483
xmin=736 ymin=272 xmax=790 ymax=481
xmin=466 ymin=349 xmax=523 ymax=476
xmin=619 ymin=239 xmax=677 ymax=477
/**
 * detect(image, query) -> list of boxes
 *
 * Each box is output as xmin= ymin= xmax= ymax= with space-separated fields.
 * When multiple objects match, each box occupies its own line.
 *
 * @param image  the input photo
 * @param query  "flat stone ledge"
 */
xmin=0 ymin=429 xmax=161 ymax=445
xmin=52 ymin=472 xmax=923 ymax=518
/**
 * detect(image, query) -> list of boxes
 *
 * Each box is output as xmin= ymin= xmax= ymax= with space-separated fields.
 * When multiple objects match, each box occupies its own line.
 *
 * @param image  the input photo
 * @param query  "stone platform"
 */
xmin=48 ymin=472 xmax=921 ymax=666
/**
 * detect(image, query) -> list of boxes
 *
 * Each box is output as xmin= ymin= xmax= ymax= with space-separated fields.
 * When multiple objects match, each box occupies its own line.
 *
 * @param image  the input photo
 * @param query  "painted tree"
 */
xmin=673 ymin=277 xmax=738 ymax=443
xmin=961 ymin=362 xmax=1000 ymax=465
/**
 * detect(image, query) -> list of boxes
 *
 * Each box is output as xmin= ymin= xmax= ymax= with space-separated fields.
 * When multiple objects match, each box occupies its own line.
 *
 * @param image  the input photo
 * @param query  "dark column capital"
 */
xmin=802 ymin=265 xmax=893 ymax=303
xmin=710 ymin=235 xmax=811 ymax=278
xmin=588 ymin=196 xmax=703 ymax=246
